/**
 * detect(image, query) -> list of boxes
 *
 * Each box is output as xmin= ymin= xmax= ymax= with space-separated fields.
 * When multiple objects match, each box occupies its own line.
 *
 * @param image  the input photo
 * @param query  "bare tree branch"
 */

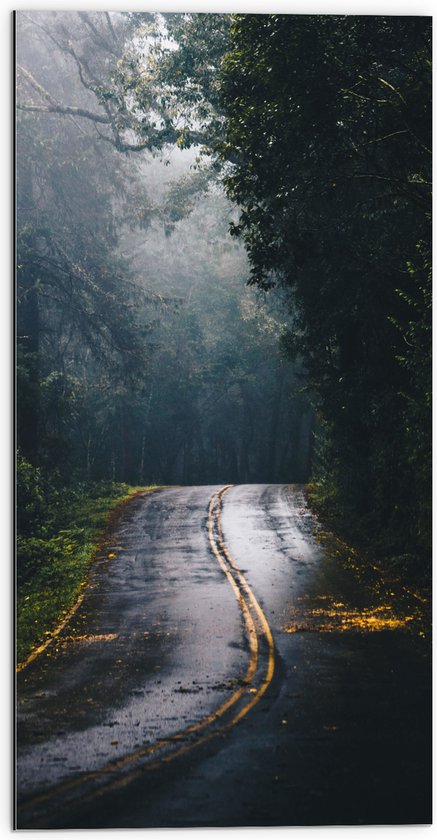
xmin=17 ymin=64 xmax=112 ymax=125
xmin=105 ymin=12 xmax=119 ymax=47
xmin=78 ymin=11 xmax=116 ymax=56
xmin=17 ymin=101 xmax=112 ymax=125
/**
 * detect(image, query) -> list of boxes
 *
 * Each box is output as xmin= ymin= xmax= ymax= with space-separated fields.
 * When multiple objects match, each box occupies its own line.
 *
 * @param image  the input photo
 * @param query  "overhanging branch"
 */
xmin=17 ymin=102 xmax=112 ymax=125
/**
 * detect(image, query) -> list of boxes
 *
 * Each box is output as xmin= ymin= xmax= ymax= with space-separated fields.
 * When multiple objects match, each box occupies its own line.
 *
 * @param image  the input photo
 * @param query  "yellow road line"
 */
xmin=18 ymin=485 xmax=276 ymax=821
xmin=87 ymin=487 xmax=276 ymax=799
xmin=215 ymin=488 xmax=275 ymax=686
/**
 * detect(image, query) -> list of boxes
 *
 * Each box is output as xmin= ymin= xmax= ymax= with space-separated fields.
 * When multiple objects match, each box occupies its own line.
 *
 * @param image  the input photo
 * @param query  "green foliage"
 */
xmin=220 ymin=14 xmax=432 ymax=574
xmin=16 ymin=12 xmax=313 ymax=491
xmin=16 ymin=455 xmax=47 ymax=538
xmin=16 ymin=13 xmax=159 ymax=471
xmin=17 ymin=11 xmax=432 ymax=584
xmin=17 ymin=533 xmax=89 ymax=664
xmin=391 ymin=244 xmax=432 ymax=554
xmin=16 ymin=474 xmax=151 ymax=663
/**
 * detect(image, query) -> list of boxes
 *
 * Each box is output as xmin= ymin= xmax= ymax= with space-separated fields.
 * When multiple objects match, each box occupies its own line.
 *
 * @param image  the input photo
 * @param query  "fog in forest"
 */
xmin=15 ymin=12 xmax=432 ymax=829
xmin=17 ymin=10 xmax=431 ymax=572
xmin=16 ymin=11 xmax=313 ymax=487
xmin=16 ymin=8 xmax=432 ymax=688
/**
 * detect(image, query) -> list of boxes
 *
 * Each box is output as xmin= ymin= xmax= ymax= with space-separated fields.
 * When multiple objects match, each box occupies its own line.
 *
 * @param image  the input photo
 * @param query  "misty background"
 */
xmin=16 ymin=11 xmax=431 ymax=582
xmin=16 ymin=11 xmax=313 ymax=488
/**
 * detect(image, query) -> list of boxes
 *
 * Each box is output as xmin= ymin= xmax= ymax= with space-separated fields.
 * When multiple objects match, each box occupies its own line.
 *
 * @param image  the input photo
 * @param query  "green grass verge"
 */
xmin=16 ymin=483 xmax=157 ymax=665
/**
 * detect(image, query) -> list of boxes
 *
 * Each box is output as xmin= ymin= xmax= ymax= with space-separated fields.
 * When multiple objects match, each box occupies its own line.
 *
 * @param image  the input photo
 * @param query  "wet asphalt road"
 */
xmin=16 ymin=484 xmax=432 ymax=828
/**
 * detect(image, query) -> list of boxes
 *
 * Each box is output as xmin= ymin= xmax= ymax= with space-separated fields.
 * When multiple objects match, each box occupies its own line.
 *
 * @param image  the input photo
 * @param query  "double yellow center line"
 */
xmin=207 ymin=485 xmax=275 ymax=722
xmin=18 ymin=485 xmax=276 ymax=826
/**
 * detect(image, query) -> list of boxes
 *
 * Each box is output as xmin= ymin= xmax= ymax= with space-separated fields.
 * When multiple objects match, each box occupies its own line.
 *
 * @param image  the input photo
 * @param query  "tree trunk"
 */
xmin=267 ymin=363 xmax=285 ymax=481
xmin=121 ymin=407 xmax=134 ymax=482
xmin=16 ymin=278 xmax=40 ymax=461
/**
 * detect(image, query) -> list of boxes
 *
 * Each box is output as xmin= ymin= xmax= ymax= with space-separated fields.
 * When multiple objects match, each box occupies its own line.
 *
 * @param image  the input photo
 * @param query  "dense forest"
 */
xmin=219 ymin=15 xmax=432 ymax=570
xmin=16 ymin=9 xmax=431 ymax=646
xmin=16 ymin=11 xmax=312 ymax=488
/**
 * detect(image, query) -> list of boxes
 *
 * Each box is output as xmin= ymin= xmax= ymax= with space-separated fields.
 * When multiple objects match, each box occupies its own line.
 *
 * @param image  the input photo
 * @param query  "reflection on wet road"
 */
xmin=16 ymin=484 xmax=432 ymax=828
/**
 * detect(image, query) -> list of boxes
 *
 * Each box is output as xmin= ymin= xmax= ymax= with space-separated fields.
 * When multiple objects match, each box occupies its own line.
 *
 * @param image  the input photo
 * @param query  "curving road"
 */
xmin=16 ymin=484 xmax=432 ymax=828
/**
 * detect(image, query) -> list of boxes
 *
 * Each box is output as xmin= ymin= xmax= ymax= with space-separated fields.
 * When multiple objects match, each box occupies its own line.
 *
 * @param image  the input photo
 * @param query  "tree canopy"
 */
xmin=219 ymin=14 xmax=431 ymax=567
xmin=16 ymin=10 xmax=311 ymax=489
xmin=16 ymin=11 xmax=432 ymax=579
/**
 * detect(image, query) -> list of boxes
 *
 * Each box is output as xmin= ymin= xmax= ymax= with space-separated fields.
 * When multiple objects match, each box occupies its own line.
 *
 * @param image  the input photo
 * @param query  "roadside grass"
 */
xmin=16 ymin=483 xmax=157 ymax=666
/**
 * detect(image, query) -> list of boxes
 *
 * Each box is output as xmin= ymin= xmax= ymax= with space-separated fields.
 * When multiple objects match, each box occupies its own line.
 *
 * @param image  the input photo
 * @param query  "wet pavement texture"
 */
xmin=16 ymin=484 xmax=432 ymax=828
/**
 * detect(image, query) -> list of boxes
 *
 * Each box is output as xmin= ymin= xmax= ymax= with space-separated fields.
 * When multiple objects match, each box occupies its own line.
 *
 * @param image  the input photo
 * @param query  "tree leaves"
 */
xmin=219 ymin=14 xmax=432 ymax=570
